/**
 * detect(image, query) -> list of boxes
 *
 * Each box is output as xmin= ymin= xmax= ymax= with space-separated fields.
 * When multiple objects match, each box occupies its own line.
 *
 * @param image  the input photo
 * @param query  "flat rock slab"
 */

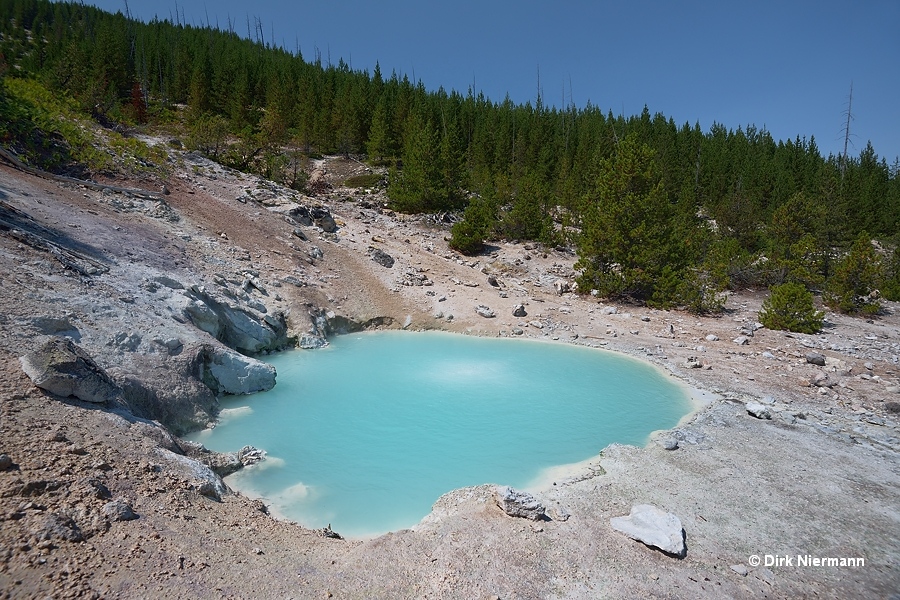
xmin=610 ymin=504 xmax=686 ymax=557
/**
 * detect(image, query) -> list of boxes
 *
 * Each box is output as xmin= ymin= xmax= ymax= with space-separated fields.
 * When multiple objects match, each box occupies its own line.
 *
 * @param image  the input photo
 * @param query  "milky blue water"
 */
xmin=187 ymin=331 xmax=692 ymax=538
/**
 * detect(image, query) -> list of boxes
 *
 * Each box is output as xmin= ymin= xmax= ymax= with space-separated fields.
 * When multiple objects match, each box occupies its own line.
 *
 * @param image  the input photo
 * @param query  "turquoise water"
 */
xmin=187 ymin=331 xmax=692 ymax=538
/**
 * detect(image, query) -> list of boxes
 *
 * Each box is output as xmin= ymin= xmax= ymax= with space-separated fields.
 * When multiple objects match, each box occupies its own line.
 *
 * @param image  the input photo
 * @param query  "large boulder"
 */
xmin=19 ymin=337 xmax=119 ymax=404
xmin=610 ymin=504 xmax=686 ymax=557
xmin=493 ymin=485 xmax=546 ymax=521
xmin=198 ymin=345 xmax=276 ymax=396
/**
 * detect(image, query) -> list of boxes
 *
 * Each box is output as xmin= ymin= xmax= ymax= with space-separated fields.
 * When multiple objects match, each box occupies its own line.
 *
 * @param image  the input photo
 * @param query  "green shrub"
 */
xmin=824 ymin=233 xmax=883 ymax=315
xmin=881 ymin=247 xmax=900 ymax=301
xmin=758 ymin=283 xmax=823 ymax=334
xmin=343 ymin=173 xmax=384 ymax=188
xmin=449 ymin=197 xmax=495 ymax=256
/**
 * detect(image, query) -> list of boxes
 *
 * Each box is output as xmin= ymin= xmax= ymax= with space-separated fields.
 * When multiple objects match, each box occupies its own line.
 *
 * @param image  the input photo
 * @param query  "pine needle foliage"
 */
xmin=758 ymin=283 xmax=824 ymax=334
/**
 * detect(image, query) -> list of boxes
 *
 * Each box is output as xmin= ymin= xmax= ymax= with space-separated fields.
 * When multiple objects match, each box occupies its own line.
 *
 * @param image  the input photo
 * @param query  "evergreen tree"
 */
xmin=575 ymin=134 xmax=691 ymax=306
xmin=824 ymin=233 xmax=884 ymax=315
xmin=759 ymin=283 xmax=823 ymax=334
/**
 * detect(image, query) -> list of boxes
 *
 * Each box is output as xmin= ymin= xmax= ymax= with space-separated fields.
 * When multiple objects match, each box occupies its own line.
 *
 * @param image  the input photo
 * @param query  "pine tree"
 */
xmin=824 ymin=233 xmax=884 ymax=315
xmin=575 ymin=134 xmax=689 ymax=305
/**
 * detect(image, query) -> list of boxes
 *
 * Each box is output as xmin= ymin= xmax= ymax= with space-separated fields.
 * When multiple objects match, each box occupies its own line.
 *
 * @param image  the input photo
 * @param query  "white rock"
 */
xmin=610 ymin=504 xmax=685 ymax=557
xmin=200 ymin=346 xmax=276 ymax=395
xmin=745 ymin=401 xmax=772 ymax=419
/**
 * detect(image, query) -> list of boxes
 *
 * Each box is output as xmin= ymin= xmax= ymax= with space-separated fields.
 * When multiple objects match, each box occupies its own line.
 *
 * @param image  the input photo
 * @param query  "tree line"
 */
xmin=2 ymin=0 xmax=899 ymax=319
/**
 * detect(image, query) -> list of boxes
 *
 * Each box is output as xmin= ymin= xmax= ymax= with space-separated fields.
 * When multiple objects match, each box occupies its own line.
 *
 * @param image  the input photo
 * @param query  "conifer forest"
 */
xmin=2 ymin=0 xmax=899 ymax=318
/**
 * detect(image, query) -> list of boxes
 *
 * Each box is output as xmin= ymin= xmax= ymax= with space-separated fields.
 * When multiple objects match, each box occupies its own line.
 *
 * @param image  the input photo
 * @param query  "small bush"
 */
xmin=759 ymin=283 xmax=823 ymax=334
xmin=824 ymin=233 xmax=883 ymax=315
xmin=449 ymin=197 xmax=495 ymax=256
xmin=881 ymin=247 xmax=900 ymax=301
xmin=343 ymin=173 xmax=384 ymax=188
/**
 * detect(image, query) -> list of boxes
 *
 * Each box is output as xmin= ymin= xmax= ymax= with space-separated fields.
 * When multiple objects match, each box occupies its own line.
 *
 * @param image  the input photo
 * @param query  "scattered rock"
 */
xmin=102 ymin=499 xmax=137 ymax=522
xmin=746 ymin=401 xmax=772 ymax=420
xmin=705 ymin=334 xmax=719 ymax=342
xmin=553 ymin=279 xmax=571 ymax=295
xmin=529 ymin=320 xmax=544 ymax=329
xmin=318 ymin=524 xmax=343 ymax=539
xmin=310 ymin=206 xmax=337 ymax=232
xmin=660 ymin=438 xmax=679 ymax=450
xmin=656 ymin=324 xmax=675 ymax=339
xmin=811 ymin=371 xmax=831 ymax=388
xmin=0 ymin=454 xmax=13 ymax=470
xmin=730 ymin=564 xmax=749 ymax=576
xmin=475 ymin=305 xmax=496 ymax=318
xmin=884 ymin=402 xmax=900 ymax=414
xmin=487 ymin=275 xmax=500 ymax=287
xmin=493 ymin=486 xmax=546 ymax=521
xmin=610 ymin=504 xmax=686 ymax=557
xmin=368 ymin=247 xmax=395 ymax=268
xmin=805 ymin=352 xmax=826 ymax=366
xmin=512 ymin=304 xmax=528 ymax=317
xmin=733 ymin=336 xmax=750 ymax=346
xmin=19 ymin=337 xmax=119 ymax=404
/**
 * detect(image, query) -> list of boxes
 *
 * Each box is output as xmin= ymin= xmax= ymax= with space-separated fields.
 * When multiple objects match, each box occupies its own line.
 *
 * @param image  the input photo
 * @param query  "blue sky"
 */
xmin=87 ymin=0 xmax=899 ymax=162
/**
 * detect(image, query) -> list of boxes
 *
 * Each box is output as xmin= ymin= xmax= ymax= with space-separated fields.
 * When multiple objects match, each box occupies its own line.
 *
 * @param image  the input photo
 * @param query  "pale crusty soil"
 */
xmin=0 ymin=149 xmax=898 ymax=599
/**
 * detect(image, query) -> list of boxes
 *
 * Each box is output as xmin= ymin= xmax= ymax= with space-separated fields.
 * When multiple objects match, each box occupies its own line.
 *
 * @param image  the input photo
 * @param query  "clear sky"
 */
xmin=86 ymin=0 xmax=899 ymax=163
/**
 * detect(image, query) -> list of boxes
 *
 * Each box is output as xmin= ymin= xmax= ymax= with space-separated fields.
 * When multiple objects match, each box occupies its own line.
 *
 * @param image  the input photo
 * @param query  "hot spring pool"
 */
xmin=187 ymin=331 xmax=694 ymax=538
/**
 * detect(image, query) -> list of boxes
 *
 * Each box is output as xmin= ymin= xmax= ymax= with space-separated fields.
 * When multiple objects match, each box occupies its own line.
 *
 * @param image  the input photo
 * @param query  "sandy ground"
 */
xmin=0 ymin=150 xmax=898 ymax=599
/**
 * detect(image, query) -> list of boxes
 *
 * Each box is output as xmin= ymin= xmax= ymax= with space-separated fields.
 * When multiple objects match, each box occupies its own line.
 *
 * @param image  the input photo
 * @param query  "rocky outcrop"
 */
xmin=610 ymin=504 xmax=686 ymax=557
xmin=154 ymin=448 xmax=228 ymax=501
xmin=493 ymin=486 xmax=546 ymax=521
xmin=190 ymin=444 xmax=268 ymax=477
xmin=301 ymin=308 xmax=395 ymax=348
xmin=197 ymin=345 xmax=276 ymax=396
xmin=19 ymin=337 xmax=119 ymax=404
xmin=182 ymin=285 xmax=290 ymax=354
